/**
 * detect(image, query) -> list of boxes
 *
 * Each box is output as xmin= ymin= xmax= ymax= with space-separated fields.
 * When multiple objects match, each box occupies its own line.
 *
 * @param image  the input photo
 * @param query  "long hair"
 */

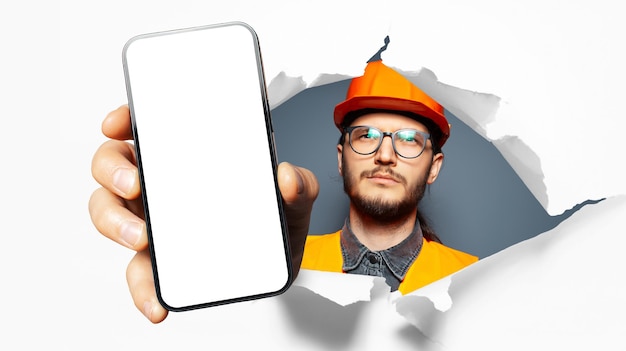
xmin=417 ymin=210 xmax=441 ymax=243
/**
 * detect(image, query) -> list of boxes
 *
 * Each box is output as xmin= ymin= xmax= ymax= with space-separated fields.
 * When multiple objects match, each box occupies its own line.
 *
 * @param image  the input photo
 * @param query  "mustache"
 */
xmin=361 ymin=166 xmax=407 ymax=184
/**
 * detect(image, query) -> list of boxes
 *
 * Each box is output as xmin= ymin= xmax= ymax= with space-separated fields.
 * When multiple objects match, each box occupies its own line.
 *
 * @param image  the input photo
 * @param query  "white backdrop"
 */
xmin=1 ymin=1 xmax=625 ymax=349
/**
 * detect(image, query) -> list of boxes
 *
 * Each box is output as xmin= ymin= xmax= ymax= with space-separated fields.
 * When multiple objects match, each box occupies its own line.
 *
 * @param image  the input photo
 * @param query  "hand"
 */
xmin=88 ymin=105 xmax=319 ymax=323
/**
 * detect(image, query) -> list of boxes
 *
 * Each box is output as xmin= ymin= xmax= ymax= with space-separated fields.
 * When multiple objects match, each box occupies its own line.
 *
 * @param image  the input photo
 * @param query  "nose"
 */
xmin=374 ymin=134 xmax=397 ymax=165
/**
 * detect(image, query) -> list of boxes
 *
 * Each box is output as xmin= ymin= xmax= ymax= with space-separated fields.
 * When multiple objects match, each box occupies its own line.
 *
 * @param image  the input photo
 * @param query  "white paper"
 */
xmin=2 ymin=0 xmax=625 ymax=349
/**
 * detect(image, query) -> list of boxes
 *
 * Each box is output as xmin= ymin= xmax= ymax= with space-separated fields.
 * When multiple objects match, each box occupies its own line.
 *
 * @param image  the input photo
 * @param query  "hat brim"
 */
xmin=334 ymin=96 xmax=450 ymax=147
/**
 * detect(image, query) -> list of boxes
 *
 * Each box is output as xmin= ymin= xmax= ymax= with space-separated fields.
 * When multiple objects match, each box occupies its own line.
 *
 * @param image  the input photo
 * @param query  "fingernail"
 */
xmin=143 ymin=301 xmax=153 ymax=320
xmin=120 ymin=221 xmax=142 ymax=247
xmin=112 ymin=168 xmax=134 ymax=195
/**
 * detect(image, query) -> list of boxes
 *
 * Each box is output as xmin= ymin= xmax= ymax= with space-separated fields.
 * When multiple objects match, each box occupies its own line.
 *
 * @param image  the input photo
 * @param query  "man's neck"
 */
xmin=347 ymin=206 xmax=418 ymax=251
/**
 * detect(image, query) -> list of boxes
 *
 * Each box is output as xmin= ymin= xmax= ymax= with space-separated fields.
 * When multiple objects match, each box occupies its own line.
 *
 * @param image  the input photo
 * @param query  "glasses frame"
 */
xmin=344 ymin=125 xmax=431 ymax=159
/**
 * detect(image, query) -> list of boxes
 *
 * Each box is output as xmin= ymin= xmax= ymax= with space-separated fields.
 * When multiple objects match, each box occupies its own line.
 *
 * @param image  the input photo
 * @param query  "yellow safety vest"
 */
xmin=301 ymin=230 xmax=478 ymax=294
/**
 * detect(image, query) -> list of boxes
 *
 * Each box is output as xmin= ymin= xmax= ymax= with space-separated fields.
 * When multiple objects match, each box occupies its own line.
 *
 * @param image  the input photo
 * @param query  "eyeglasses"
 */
xmin=345 ymin=125 xmax=431 ymax=159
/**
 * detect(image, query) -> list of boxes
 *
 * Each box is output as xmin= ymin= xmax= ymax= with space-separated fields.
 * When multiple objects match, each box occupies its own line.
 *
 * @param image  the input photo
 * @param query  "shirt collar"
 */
xmin=340 ymin=217 xmax=424 ymax=281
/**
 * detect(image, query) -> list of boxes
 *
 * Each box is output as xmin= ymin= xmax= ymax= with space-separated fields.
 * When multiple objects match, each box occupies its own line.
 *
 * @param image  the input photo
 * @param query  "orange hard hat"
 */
xmin=334 ymin=60 xmax=450 ymax=147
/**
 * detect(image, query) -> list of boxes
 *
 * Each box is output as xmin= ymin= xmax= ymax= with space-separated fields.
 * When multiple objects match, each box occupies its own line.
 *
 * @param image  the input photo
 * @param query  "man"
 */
xmin=300 ymin=59 xmax=477 ymax=294
xmin=89 ymin=58 xmax=475 ymax=323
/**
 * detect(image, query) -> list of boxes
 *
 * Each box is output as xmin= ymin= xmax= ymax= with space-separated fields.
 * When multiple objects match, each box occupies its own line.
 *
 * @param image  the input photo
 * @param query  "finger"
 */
xmin=278 ymin=162 xmax=319 ymax=205
xmin=91 ymin=139 xmax=141 ymax=199
xmin=102 ymin=105 xmax=133 ymax=140
xmin=126 ymin=250 xmax=168 ymax=323
xmin=89 ymin=187 xmax=148 ymax=251
xmin=277 ymin=162 xmax=319 ymax=273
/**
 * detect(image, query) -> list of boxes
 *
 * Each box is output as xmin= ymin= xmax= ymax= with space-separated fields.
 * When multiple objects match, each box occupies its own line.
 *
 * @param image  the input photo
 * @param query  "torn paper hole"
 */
xmin=267 ymin=27 xmax=619 ymax=346
xmin=270 ymin=68 xmax=594 ymax=309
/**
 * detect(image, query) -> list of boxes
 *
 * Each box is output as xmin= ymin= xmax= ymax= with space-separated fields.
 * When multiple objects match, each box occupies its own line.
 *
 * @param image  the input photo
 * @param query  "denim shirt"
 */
xmin=340 ymin=217 xmax=424 ymax=291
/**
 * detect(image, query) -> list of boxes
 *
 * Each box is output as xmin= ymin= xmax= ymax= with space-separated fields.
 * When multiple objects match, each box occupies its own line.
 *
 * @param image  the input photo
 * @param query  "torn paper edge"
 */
xmin=267 ymin=71 xmax=355 ymax=111
xmin=292 ymin=268 xmax=455 ymax=317
xmin=292 ymin=269 xmax=379 ymax=306
xmin=392 ymin=194 xmax=626 ymax=346
xmin=265 ymin=67 xmax=543 ymax=315
xmin=265 ymin=61 xmax=612 ymax=321
xmin=396 ymin=276 xmax=454 ymax=312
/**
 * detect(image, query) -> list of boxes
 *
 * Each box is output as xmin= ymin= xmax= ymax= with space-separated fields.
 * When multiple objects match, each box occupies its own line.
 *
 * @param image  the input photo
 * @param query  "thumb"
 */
xmin=278 ymin=162 xmax=319 ymax=205
xmin=277 ymin=162 xmax=319 ymax=274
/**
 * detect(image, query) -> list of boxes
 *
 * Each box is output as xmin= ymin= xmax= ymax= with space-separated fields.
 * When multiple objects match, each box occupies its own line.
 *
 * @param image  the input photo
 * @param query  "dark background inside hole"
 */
xmin=271 ymin=79 xmax=595 ymax=259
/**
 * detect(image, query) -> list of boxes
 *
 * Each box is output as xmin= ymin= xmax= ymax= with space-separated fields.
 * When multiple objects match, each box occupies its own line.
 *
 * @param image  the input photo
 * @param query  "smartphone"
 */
xmin=122 ymin=22 xmax=292 ymax=311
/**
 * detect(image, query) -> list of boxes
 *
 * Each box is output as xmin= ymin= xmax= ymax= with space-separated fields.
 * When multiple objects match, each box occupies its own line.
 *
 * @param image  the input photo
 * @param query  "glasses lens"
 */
xmin=394 ymin=129 xmax=426 ymax=158
xmin=349 ymin=126 xmax=381 ymax=154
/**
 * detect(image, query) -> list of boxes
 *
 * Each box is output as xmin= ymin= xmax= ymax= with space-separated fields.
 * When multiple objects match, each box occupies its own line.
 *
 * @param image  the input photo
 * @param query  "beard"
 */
xmin=342 ymin=160 xmax=429 ymax=224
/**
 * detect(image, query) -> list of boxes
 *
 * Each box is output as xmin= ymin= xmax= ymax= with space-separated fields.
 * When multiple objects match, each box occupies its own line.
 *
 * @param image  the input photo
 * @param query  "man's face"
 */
xmin=338 ymin=112 xmax=444 ymax=223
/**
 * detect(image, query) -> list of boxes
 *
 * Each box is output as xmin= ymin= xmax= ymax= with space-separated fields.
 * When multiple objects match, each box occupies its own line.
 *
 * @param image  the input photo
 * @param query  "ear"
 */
xmin=427 ymin=152 xmax=444 ymax=184
xmin=337 ymin=143 xmax=344 ymax=176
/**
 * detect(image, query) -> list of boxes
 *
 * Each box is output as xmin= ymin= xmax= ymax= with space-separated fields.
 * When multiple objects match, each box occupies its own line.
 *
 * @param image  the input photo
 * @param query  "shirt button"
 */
xmin=367 ymin=253 xmax=379 ymax=264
